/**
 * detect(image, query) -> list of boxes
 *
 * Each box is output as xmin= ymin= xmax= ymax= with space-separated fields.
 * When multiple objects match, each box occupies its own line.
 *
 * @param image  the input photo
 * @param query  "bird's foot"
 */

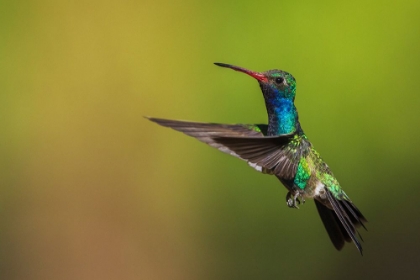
xmin=286 ymin=190 xmax=304 ymax=209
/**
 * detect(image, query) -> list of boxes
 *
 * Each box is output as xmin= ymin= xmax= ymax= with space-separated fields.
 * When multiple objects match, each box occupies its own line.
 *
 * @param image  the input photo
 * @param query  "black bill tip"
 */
xmin=214 ymin=62 xmax=232 ymax=68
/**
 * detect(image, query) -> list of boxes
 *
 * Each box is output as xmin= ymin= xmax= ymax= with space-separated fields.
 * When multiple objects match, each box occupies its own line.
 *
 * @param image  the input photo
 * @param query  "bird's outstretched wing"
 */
xmin=147 ymin=117 xmax=304 ymax=179
xmin=147 ymin=117 xmax=267 ymax=159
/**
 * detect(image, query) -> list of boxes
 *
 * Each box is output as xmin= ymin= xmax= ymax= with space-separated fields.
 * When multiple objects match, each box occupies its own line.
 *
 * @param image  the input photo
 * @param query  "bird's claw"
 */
xmin=286 ymin=191 xmax=304 ymax=209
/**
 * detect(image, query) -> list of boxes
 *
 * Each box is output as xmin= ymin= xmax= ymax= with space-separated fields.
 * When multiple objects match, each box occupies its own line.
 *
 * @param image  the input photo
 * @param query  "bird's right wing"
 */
xmin=146 ymin=117 xmax=267 ymax=159
xmin=147 ymin=117 xmax=301 ymax=178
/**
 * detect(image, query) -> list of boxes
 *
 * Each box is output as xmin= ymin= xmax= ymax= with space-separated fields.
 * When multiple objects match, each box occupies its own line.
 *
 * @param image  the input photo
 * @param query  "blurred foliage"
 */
xmin=1 ymin=0 xmax=420 ymax=279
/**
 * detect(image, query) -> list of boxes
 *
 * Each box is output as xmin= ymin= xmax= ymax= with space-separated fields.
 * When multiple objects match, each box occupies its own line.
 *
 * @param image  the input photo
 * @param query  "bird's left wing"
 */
xmin=211 ymin=135 xmax=300 ymax=179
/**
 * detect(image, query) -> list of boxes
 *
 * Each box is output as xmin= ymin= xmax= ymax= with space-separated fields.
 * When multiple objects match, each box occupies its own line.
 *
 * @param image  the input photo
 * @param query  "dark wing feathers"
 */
xmin=146 ymin=117 xmax=267 ymax=159
xmin=211 ymin=135 xmax=298 ymax=179
xmin=147 ymin=117 xmax=299 ymax=178
xmin=316 ymin=190 xmax=367 ymax=255
xmin=146 ymin=117 xmax=265 ymax=137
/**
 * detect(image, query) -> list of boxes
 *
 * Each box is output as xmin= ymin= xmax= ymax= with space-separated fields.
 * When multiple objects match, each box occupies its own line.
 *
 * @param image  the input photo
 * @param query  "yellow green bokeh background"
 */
xmin=1 ymin=1 xmax=420 ymax=279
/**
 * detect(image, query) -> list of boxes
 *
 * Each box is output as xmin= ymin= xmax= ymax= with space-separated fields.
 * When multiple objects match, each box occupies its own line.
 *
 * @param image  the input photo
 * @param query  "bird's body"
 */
xmin=147 ymin=63 xmax=367 ymax=254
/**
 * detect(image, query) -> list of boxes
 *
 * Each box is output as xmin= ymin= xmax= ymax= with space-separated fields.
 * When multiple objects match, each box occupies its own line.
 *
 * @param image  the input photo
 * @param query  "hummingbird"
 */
xmin=147 ymin=63 xmax=367 ymax=254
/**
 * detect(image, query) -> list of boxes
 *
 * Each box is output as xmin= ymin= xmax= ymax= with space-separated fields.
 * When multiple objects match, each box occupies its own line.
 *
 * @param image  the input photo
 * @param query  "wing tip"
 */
xmin=145 ymin=116 xmax=158 ymax=122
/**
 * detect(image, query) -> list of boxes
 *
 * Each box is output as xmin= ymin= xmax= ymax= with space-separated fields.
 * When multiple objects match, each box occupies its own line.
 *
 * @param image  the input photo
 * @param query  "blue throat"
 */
xmin=266 ymin=98 xmax=298 ymax=136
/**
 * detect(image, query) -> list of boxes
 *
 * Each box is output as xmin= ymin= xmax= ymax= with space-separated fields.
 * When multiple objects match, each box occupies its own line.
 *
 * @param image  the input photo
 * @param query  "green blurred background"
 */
xmin=1 ymin=0 xmax=420 ymax=279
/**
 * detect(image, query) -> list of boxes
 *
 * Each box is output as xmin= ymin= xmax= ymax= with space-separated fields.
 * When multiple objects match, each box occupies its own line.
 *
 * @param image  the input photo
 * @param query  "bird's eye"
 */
xmin=275 ymin=77 xmax=284 ymax=84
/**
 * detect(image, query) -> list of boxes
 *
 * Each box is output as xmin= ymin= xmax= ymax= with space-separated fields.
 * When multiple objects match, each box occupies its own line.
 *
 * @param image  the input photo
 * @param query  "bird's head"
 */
xmin=214 ymin=63 xmax=296 ymax=102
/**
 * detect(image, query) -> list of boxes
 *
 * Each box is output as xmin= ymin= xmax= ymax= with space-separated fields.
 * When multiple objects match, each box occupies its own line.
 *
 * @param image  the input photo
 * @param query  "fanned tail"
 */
xmin=315 ymin=190 xmax=367 ymax=255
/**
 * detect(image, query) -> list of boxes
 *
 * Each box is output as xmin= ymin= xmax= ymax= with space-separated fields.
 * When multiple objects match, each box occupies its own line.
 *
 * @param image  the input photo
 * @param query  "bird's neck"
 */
xmin=266 ymin=98 xmax=299 ymax=136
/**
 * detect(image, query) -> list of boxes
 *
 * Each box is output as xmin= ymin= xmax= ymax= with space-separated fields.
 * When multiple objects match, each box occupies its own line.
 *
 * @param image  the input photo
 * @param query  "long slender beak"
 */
xmin=214 ymin=63 xmax=268 ymax=82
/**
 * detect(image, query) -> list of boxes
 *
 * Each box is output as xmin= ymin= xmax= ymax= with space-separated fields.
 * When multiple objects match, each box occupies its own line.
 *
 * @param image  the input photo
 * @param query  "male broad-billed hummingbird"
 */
xmin=147 ymin=63 xmax=367 ymax=254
